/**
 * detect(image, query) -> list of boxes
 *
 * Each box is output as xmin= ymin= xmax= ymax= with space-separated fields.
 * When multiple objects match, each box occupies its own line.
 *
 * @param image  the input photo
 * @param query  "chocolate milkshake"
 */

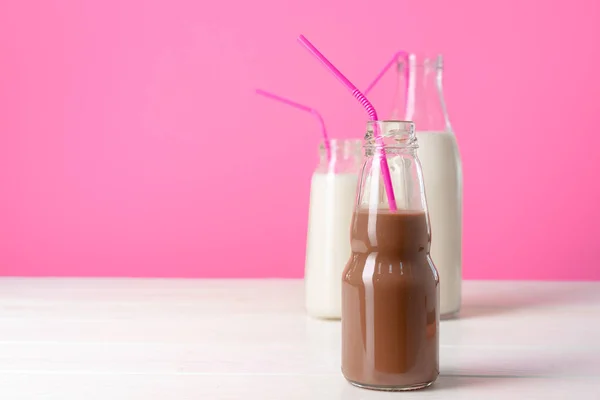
xmin=342 ymin=209 xmax=439 ymax=390
xmin=341 ymin=120 xmax=439 ymax=391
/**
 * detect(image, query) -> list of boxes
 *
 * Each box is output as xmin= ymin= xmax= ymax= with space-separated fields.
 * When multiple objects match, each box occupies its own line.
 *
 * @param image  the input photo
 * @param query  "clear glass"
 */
xmin=356 ymin=121 xmax=426 ymax=211
xmin=393 ymin=54 xmax=463 ymax=319
xmin=341 ymin=121 xmax=439 ymax=390
xmin=393 ymin=54 xmax=451 ymax=131
xmin=304 ymin=139 xmax=362 ymax=319
xmin=316 ymin=139 xmax=362 ymax=174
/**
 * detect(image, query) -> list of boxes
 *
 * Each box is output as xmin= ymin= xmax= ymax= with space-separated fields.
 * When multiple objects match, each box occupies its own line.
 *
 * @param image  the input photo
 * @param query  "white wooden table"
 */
xmin=0 ymin=279 xmax=598 ymax=399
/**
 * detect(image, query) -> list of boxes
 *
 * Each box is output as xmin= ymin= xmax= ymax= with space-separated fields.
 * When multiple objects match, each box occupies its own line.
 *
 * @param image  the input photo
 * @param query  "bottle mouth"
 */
xmin=365 ymin=120 xmax=415 ymax=137
xmin=399 ymin=54 xmax=444 ymax=69
xmin=364 ymin=120 xmax=417 ymax=149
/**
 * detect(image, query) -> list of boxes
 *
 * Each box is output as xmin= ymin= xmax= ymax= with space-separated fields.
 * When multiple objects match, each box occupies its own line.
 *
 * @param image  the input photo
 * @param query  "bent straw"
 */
xmin=256 ymin=89 xmax=331 ymax=161
xmin=297 ymin=34 xmax=397 ymax=211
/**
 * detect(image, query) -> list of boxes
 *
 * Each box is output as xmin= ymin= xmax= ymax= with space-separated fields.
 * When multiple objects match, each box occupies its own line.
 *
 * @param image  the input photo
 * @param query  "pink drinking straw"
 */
xmin=255 ymin=89 xmax=331 ymax=161
xmin=297 ymin=34 xmax=397 ymax=211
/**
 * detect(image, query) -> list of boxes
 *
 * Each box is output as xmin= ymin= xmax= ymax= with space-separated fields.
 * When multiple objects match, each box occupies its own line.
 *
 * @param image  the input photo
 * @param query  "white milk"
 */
xmin=416 ymin=131 xmax=463 ymax=317
xmin=304 ymin=172 xmax=358 ymax=319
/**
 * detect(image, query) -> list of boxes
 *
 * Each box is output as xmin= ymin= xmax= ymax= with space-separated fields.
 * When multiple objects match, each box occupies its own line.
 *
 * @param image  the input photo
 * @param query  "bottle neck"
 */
xmin=396 ymin=55 xmax=452 ymax=133
xmin=364 ymin=120 xmax=417 ymax=155
xmin=317 ymin=139 xmax=362 ymax=174
xmin=358 ymin=121 xmax=428 ymax=212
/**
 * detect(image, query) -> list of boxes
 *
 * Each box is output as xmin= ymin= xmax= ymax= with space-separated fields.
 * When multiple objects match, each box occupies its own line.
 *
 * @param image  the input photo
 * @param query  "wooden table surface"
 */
xmin=0 ymin=279 xmax=598 ymax=399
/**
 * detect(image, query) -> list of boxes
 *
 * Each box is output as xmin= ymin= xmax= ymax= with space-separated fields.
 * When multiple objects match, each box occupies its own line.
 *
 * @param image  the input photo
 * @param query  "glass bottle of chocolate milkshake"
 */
xmin=342 ymin=121 xmax=439 ymax=391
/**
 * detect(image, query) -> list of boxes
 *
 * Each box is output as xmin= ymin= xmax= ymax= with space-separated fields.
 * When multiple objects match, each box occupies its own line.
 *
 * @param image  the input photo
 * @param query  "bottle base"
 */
xmin=307 ymin=314 xmax=341 ymax=321
xmin=347 ymin=379 xmax=434 ymax=392
xmin=305 ymin=307 xmax=341 ymax=320
xmin=441 ymin=308 xmax=460 ymax=320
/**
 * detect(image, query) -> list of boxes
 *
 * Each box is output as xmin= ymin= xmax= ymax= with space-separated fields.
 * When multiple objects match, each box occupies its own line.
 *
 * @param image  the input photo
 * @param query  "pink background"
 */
xmin=0 ymin=0 xmax=599 ymax=279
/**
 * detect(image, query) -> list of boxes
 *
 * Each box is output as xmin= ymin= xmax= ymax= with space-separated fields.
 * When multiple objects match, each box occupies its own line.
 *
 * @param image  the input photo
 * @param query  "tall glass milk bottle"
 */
xmin=396 ymin=54 xmax=462 ymax=318
xmin=305 ymin=139 xmax=362 ymax=319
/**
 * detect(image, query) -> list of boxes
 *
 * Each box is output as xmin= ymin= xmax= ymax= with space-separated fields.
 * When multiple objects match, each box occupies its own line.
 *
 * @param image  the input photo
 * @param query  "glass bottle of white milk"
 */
xmin=304 ymin=139 xmax=362 ymax=319
xmin=395 ymin=54 xmax=463 ymax=318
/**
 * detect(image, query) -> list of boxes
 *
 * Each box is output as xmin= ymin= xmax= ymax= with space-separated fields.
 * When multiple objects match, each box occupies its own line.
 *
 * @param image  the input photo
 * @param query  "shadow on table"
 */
xmin=425 ymin=373 xmax=549 ymax=393
xmin=456 ymin=281 xmax=596 ymax=319
xmin=431 ymin=351 xmax=595 ymax=391
xmin=428 ymin=374 xmax=507 ymax=391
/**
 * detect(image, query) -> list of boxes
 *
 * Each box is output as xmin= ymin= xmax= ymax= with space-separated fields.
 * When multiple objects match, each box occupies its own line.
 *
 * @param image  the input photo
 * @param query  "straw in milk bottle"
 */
xmin=255 ymin=89 xmax=361 ymax=319
xmin=294 ymin=34 xmax=399 ymax=319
